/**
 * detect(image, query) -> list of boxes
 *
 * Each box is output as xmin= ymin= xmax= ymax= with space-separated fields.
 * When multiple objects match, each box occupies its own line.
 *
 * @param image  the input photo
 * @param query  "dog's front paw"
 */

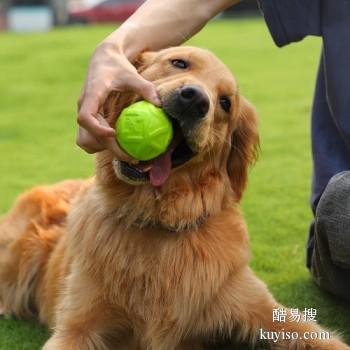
xmin=42 ymin=336 xmax=71 ymax=350
xmin=42 ymin=331 xmax=109 ymax=350
xmin=0 ymin=303 xmax=5 ymax=315
xmin=283 ymin=337 xmax=350 ymax=350
xmin=0 ymin=302 xmax=11 ymax=319
xmin=42 ymin=339 xmax=58 ymax=350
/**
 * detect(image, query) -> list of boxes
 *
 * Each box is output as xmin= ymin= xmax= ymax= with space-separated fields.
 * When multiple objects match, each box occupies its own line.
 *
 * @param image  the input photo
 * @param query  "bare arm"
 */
xmin=107 ymin=0 xmax=241 ymax=58
xmin=77 ymin=0 xmax=241 ymax=158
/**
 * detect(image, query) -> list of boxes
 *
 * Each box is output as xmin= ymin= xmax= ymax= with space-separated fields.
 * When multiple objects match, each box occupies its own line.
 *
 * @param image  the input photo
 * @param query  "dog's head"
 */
xmin=100 ymin=47 xmax=258 ymax=203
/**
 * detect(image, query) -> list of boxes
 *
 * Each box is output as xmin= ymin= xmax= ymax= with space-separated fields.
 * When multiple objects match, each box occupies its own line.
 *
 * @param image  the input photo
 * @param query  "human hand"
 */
xmin=76 ymin=0 xmax=238 ymax=159
xmin=76 ymin=41 xmax=161 ymax=160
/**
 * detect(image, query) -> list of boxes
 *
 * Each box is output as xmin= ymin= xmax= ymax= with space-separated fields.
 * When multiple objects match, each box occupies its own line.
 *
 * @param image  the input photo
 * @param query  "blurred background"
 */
xmin=0 ymin=0 xmax=258 ymax=32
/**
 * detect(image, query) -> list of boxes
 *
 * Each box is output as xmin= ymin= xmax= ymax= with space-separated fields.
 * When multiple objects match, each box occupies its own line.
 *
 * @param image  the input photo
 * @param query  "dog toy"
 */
xmin=116 ymin=101 xmax=173 ymax=161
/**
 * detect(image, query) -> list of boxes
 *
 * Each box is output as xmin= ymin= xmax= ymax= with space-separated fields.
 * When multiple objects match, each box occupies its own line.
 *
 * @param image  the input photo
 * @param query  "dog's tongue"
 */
xmin=149 ymin=150 xmax=172 ymax=187
xmin=149 ymin=131 xmax=182 ymax=187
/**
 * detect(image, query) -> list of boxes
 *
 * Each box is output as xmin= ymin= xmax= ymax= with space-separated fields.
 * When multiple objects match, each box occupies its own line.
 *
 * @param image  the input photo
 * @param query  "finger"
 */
xmin=103 ymin=136 xmax=136 ymax=163
xmin=78 ymin=92 xmax=115 ymax=137
xmin=76 ymin=126 xmax=105 ymax=154
xmin=95 ymin=114 xmax=136 ymax=162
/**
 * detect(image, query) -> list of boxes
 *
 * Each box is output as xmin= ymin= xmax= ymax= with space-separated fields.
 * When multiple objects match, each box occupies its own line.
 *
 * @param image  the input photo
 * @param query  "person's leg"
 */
xmin=307 ymin=51 xmax=350 ymax=269
xmin=311 ymin=171 xmax=350 ymax=300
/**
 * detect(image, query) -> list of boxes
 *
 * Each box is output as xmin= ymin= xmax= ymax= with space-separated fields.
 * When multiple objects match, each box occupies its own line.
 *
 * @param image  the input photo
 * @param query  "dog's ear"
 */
xmin=227 ymin=96 xmax=259 ymax=201
xmin=134 ymin=51 xmax=156 ymax=73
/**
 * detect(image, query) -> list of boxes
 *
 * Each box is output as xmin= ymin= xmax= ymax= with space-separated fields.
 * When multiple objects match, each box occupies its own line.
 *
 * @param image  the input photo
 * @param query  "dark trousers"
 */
xmin=307 ymin=51 xmax=350 ymax=300
xmin=310 ymin=171 xmax=350 ymax=300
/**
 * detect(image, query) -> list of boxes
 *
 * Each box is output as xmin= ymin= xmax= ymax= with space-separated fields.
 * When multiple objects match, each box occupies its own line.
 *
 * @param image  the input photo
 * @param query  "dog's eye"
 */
xmin=219 ymin=96 xmax=231 ymax=113
xmin=170 ymin=59 xmax=189 ymax=69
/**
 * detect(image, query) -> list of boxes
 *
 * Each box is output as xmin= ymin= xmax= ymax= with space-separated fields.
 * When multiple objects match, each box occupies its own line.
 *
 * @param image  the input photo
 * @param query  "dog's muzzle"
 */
xmin=113 ymin=85 xmax=209 ymax=187
xmin=162 ymin=84 xmax=210 ymax=132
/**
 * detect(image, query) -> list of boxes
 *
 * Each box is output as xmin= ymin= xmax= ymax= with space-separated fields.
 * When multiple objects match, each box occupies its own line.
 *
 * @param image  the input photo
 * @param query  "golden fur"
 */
xmin=0 ymin=47 xmax=349 ymax=350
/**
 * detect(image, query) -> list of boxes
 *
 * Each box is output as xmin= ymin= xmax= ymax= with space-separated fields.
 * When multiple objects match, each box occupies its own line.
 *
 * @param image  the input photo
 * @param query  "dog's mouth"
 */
xmin=114 ymin=118 xmax=196 ymax=187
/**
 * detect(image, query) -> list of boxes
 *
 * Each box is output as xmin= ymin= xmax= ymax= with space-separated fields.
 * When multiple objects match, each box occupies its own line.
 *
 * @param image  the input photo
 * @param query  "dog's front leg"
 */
xmin=43 ymin=328 xmax=108 ymax=350
xmin=208 ymin=267 xmax=349 ymax=350
xmin=42 ymin=270 xmax=131 ymax=350
xmin=43 ymin=299 xmax=115 ymax=350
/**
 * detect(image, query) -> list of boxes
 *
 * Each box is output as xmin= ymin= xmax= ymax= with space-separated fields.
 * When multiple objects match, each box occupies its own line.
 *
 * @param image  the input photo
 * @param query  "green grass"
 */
xmin=0 ymin=19 xmax=349 ymax=349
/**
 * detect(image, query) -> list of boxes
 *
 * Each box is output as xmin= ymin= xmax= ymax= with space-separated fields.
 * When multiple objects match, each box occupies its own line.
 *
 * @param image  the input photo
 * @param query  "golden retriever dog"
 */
xmin=0 ymin=47 xmax=349 ymax=350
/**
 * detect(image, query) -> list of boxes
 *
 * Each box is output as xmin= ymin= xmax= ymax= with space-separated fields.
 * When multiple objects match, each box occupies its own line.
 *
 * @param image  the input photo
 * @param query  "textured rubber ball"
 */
xmin=116 ymin=101 xmax=173 ymax=161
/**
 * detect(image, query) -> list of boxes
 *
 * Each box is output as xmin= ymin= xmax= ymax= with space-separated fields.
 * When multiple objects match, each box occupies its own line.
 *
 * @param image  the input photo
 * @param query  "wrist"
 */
xmin=102 ymin=25 xmax=145 ymax=62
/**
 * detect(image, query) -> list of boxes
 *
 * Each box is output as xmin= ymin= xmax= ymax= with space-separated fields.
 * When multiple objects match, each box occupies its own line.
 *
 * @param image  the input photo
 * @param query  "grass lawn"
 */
xmin=0 ymin=19 xmax=349 ymax=349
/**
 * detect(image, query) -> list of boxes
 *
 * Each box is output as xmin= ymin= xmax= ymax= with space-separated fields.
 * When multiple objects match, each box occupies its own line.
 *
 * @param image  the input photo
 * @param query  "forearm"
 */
xmin=103 ymin=0 xmax=241 ymax=60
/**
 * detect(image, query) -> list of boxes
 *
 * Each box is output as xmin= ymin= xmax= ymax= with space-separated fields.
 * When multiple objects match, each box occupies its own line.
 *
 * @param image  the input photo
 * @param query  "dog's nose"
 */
xmin=177 ymin=85 xmax=209 ymax=119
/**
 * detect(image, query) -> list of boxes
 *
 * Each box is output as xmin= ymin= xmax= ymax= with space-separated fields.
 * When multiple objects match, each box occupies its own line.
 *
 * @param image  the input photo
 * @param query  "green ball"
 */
xmin=116 ymin=101 xmax=173 ymax=161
